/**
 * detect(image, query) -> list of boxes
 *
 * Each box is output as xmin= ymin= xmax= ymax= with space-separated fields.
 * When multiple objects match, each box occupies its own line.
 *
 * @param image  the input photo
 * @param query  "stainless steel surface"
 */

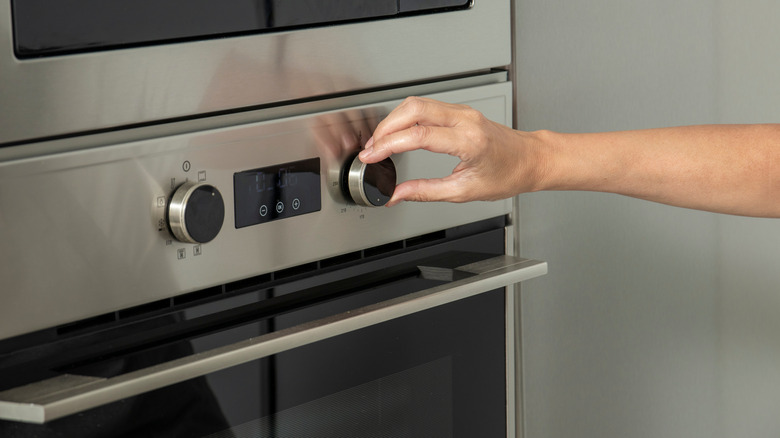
xmin=168 ymin=181 xmax=224 ymax=244
xmin=346 ymin=155 xmax=396 ymax=207
xmin=0 ymin=71 xmax=508 ymax=163
xmin=0 ymin=81 xmax=514 ymax=341
xmin=0 ymin=1 xmax=511 ymax=145
xmin=0 ymin=1 xmax=531 ymax=433
xmin=0 ymin=255 xmax=547 ymax=424
xmin=504 ymin=222 xmax=519 ymax=438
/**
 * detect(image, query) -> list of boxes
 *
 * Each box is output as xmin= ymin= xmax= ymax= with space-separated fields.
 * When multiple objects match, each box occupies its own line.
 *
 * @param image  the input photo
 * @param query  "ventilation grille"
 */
xmin=54 ymin=229 xmax=449 ymax=337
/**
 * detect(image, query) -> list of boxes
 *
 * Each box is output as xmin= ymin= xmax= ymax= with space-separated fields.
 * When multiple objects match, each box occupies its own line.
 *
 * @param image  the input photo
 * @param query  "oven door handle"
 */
xmin=0 ymin=255 xmax=546 ymax=424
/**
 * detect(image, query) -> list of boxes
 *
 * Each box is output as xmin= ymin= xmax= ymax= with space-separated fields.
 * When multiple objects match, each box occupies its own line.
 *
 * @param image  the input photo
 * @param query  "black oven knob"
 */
xmin=344 ymin=154 xmax=396 ymax=207
xmin=168 ymin=181 xmax=225 ymax=243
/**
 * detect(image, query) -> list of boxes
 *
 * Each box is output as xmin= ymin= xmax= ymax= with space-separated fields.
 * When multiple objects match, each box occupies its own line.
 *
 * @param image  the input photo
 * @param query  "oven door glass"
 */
xmin=0 ymin=226 xmax=546 ymax=437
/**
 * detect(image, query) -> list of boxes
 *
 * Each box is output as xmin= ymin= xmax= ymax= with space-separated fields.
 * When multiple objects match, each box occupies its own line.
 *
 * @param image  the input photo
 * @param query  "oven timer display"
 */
xmin=234 ymin=158 xmax=321 ymax=228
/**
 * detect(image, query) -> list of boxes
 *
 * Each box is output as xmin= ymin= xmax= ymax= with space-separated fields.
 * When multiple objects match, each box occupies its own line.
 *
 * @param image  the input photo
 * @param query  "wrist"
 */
xmin=521 ymin=129 xmax=561 ymax=193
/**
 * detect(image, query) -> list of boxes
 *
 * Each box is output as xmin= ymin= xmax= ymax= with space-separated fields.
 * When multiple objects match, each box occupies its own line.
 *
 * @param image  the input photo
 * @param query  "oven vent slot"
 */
xmin=173 ymin=285 xmax=224 ymax=306
xmin=319 ymin=250 xmax=362 ymax=269
xmin=275 ymin=262 xmax=319 ymax=280
xmin=117 ymin=299 xmax=171 ymax=320
xmin=363 ymin=240 xmax=405 ymax=258
xmin=405 ymin=230 xmax=447 ymax=248
xmin=225 ymin=273 xmax=273 ymax=294
xmin=56 ymin=313 xmax=117 ymax=336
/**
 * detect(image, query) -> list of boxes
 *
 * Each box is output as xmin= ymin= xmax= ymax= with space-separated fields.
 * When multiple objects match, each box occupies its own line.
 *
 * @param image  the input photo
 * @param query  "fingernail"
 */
xmin=364 ymin=136 xmax=374 ymax=149
xmin=359 ymin=146 xmax=373 ymax=160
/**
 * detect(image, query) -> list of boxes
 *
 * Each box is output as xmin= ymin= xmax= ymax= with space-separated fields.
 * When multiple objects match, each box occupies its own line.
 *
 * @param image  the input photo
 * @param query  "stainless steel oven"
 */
xmin=0 ymin=1 xmax=546 ymax=436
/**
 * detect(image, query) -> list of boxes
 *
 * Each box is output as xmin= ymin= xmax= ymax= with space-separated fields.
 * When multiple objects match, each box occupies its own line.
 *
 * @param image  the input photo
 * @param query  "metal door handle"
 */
xmin=0 ymin=255 xmax=546 ymax=424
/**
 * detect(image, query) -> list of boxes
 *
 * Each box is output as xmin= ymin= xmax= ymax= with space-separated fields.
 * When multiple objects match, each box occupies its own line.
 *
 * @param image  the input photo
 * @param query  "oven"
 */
xmin=0 ymin=1 xmax=546 ymax=436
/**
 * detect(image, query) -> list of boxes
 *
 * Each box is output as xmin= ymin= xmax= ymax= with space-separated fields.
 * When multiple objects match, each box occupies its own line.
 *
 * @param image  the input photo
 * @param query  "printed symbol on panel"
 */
xmin=166 ymin=240 xmax=173 ymax=246
xmin=157 ymin=196 xmax=166 ymax=208
xmin=182 ymin=161 xmax=191 ymax=172
xmin=193 ymin=245 xmax=202 ymax=256
xmin=276 ymin=201 xmax=284 ymax=214
xmin=177 ymin=248 xmax=186 ymax=260
xmin=157 ymin=218 xmax=166 ymax=231
xmin=292 ymin=198 xmax=301 ymax=210
xmin=198 ymin=170 xmax=206 ymax=182
xmin=259 ymin=205 xmax=268 ymax=217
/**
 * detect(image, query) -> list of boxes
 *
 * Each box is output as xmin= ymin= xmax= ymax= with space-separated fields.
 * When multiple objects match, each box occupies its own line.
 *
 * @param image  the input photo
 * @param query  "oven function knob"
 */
xmin=344 ymin=153 xmax=396 ymax=207
xmin=168 ymin=181 xmax=225 ymax=244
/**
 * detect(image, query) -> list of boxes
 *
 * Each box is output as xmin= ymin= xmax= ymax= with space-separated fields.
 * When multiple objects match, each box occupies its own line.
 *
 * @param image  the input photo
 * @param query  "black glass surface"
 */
xmin=233 ymin=158 xmax=321 ymax=228
xmin=185 ymin=184 xmax=225 ymax=243
xmin=364 ymin=158 xmax=396 ymax=206
xmin=0 ymin=225 xmax=506 ymax=437
xmin=12 ymin=0 xmax=471 ymax=58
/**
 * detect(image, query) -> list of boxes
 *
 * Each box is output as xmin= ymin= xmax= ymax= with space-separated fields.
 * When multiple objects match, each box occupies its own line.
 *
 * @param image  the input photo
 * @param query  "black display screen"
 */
xmin=12 ymin=0 xmax=471 ymax=58
xmin=233 ymin=158 xmax=321 ymax=229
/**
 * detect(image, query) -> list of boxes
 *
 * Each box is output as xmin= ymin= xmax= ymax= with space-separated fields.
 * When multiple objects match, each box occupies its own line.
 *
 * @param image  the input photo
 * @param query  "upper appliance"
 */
xmin=0 ymin=0 xmax=510 ymax=148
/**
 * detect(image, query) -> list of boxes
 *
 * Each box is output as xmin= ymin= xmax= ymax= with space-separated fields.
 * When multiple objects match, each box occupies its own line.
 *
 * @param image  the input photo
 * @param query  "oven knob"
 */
xmin=344 ymin=154 xmax=396 ymax=207
xmin=168 ymin=181 xmax=225 ymax=243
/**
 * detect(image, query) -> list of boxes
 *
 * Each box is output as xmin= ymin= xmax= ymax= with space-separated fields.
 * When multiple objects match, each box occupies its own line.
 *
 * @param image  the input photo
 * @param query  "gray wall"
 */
xmin=514 ymin=1 xmax=780 ymax=437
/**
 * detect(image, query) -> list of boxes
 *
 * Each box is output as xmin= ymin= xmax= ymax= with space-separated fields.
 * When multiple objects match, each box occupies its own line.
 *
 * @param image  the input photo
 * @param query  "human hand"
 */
xmin=358 ymin=97 xmax=544 ymax=206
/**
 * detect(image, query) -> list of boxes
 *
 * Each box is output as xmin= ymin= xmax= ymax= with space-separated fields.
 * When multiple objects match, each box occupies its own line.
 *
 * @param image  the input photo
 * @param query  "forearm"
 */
xmin=532 ymin=124 xmax=780 ymax=217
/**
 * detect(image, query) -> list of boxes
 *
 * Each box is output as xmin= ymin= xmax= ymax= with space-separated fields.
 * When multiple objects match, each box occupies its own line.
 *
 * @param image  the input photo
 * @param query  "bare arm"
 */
xmin=539 ymin=124 xmax=780 ymax=217
xmin=359 ymin=97 xmax=780 ymax=217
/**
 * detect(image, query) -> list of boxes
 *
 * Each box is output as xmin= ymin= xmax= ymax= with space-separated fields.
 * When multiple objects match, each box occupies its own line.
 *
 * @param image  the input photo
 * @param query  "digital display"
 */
xmin=234 ymin=158 xmax=321 ymax=229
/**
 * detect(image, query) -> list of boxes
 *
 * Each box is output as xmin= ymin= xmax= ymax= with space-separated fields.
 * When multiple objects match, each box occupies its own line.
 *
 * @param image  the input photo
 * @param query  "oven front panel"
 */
xmin=12 ymin=0 xmax=471 ymax=58
xmin=0 ymin=226 xmax=512 ymax=437
xmin=0 ymin=0 xmax=510 ymax=145
xmin=0 ymin=293 xmax=507 ymax=438
xmin=0 ymin=81 xmax=512 ymax=341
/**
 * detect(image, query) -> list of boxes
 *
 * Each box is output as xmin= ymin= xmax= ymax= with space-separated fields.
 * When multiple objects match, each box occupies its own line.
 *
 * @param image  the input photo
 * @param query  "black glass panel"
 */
xmin=233 ymin=158 xmax=321 ymax=229
xmin=12 ymin=0 xmax=471 ymax=58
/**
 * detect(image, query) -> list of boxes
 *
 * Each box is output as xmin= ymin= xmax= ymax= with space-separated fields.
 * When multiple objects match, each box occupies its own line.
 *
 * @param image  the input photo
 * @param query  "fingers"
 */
xmin=360 ymin=125 xmax=466 ymax=163
xmin=374 ymin=97 xmax=466 ymax=138
xmin=386 ymin=177 xmax=466 ymax=207
xmin=356 ymin=97 xmax=499 ymax=206
xmin=360 ymin=97 xmax=472 ymax=160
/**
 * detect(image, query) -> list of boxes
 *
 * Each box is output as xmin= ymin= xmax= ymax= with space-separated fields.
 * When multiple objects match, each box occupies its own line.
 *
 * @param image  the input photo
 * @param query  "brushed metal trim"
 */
xmin=347 ymin=154 xmax=371 ymax=206
xmin=504 ymin=223 xmax=518 ymax=438
xmin=0 ymin=255 xmax=547 ymax=424
xmin=167 ymin=180 xmax=198 ymax=243
xmin=346 ymin=155 xmax=396 ymax=207
xmin=0 ymin=71 xmax=508 ymax=163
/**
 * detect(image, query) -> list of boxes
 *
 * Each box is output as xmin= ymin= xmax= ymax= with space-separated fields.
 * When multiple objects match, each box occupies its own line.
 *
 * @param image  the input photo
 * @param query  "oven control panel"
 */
xmin=0 ymin=81 xmax=512 ymax=341
xmin=164 ymin=153 xmax=397 ymax=244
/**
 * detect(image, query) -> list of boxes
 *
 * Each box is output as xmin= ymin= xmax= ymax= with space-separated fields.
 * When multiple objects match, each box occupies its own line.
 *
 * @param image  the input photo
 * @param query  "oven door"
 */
xmin=0 ymin=223 xmax=545 ymax=437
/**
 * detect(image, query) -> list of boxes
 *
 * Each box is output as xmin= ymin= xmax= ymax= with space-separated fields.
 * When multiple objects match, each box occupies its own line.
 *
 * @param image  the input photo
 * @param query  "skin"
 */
xmin=359 ymin=96 xmax=780 ymax=218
